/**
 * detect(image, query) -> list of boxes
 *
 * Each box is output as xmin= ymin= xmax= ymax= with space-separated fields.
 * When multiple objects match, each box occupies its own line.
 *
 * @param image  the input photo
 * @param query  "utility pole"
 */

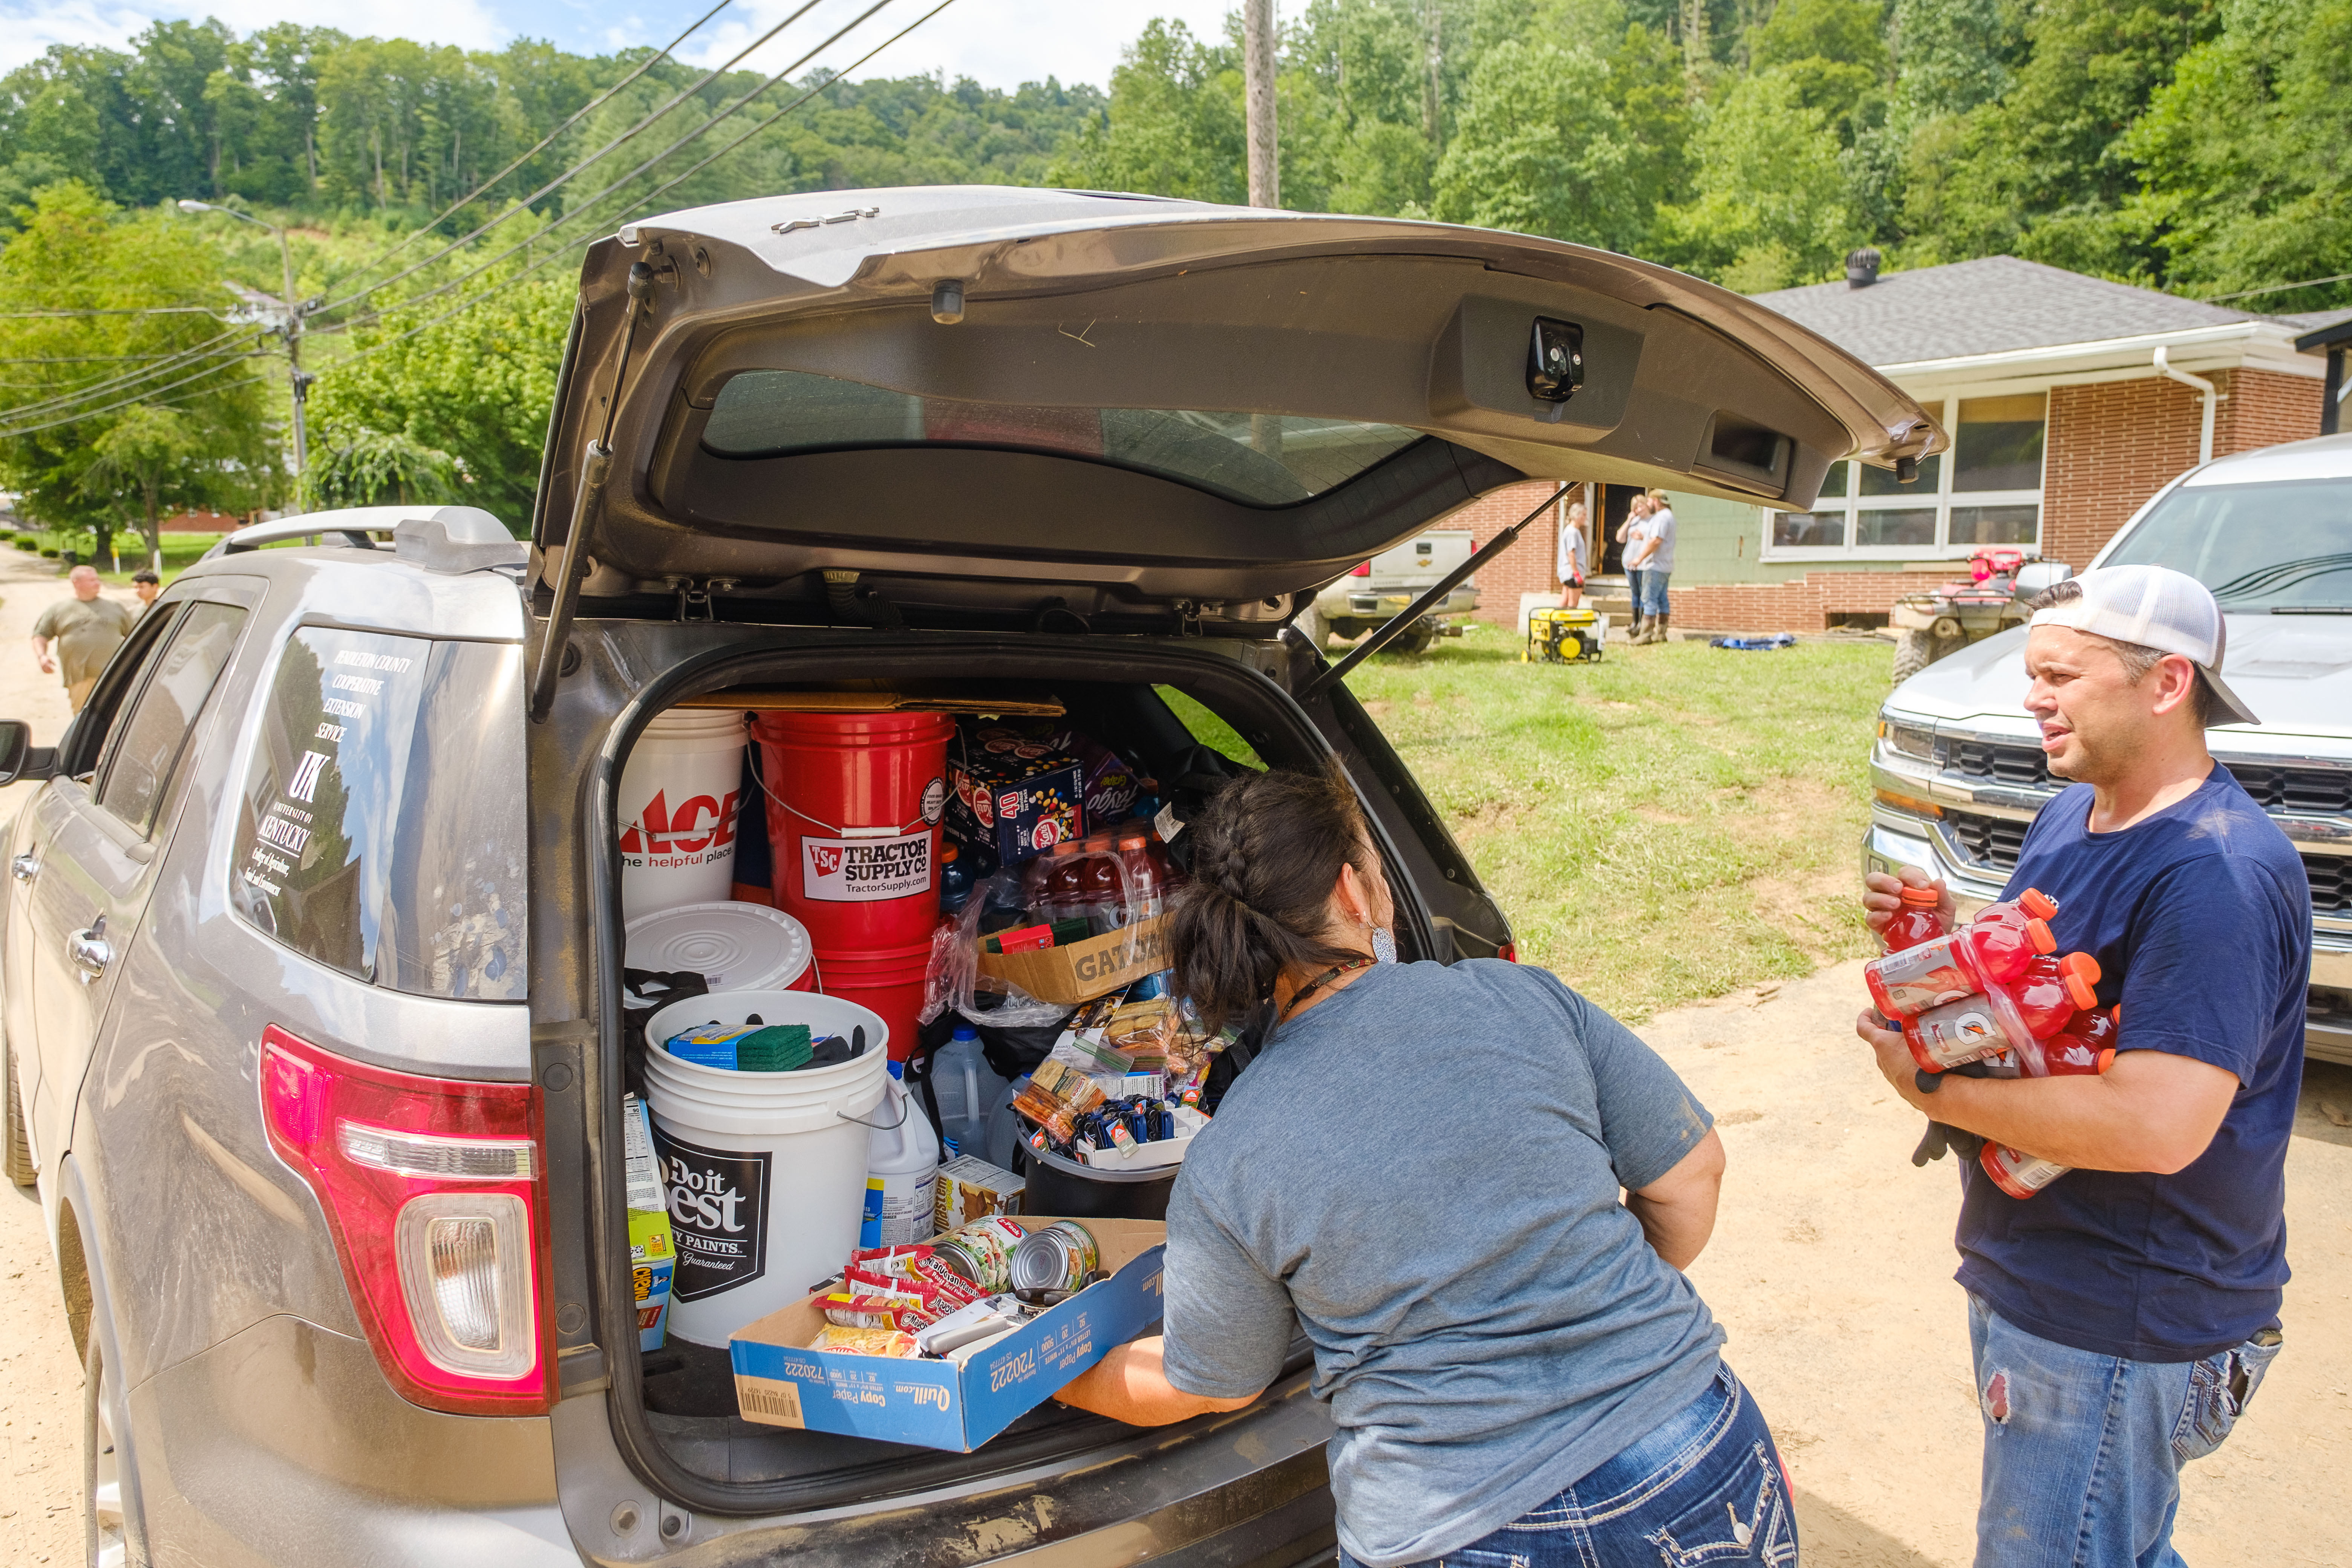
xmin=1243 ymin=0 xmax=1279 ymax=209
xmin=179 ymin=199 xmax=314 ymax=518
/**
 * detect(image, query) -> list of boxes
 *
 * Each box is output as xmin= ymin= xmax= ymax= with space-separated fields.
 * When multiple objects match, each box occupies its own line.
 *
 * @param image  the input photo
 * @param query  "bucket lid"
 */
xmin=643 ymin=707 xmax=752 ymax=738
xmin=749 ymin=709 xmax=955 ymax=744
xmin=625 ymin=901 xmax=812 ymax=991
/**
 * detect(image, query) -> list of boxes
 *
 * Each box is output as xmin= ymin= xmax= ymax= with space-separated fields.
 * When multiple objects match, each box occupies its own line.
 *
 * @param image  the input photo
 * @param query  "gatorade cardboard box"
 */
xmin=977 ymin=914 xmax=1171 ymax=1006
xmin=729 ymin=1218 xmax=1166 ymax=1452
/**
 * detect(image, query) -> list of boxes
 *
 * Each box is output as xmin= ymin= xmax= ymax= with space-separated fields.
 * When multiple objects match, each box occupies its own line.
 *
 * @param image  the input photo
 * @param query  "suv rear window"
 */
xmin=701 ymin=369 xmax=1424 ymax=505
xmin=230 ymin=627 xmax=527 ymax=1001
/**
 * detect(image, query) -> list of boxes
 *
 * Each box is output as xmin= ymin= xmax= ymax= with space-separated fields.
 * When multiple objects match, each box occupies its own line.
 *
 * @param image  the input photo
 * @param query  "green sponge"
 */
xmin=734 ymin=1024 xmax=813 ymax=1073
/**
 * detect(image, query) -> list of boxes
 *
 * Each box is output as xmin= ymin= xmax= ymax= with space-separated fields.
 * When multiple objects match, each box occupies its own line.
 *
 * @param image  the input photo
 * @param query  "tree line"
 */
xmin=0 ymin=2 xmax=2342 ymax=546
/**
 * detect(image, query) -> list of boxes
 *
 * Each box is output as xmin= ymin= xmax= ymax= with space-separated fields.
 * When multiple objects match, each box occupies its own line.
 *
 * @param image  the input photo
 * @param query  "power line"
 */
xmin=0 ymin=305 xmax=223 ymax=319
xmin=0 ymin=328 xmax=261 ymax=423
xmin=315 ymin=0 xmax=829 ymax=319
xmin=321 ymin=0 xmax=962 ymax=380
xmin=327 ymin=0 xmax=736 ymax=300
xmin=2198 ymin=271 xmax=2352 ymax=305
xmin=0 ymin=348 xmax=270 ymax=440
xmin=317 ymin=0 xmax=901 ymax=346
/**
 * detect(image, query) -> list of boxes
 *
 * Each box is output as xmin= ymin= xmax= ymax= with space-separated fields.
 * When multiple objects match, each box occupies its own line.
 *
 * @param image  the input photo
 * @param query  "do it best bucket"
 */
xmin=620 ymin=709 xmax=751 ymax=920
xmin=641 ymin=990 xmax=890 ymax=1346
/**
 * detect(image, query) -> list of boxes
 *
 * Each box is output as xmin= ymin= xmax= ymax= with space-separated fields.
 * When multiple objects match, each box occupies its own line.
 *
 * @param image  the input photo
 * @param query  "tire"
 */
xmin=1384 ymin=619 xmax=1439 ymax=657
xmin=5 ymin=1032 xmax=32 ymax=1188
xmin=1294 ymin=602 xmax=1330 ymax=652
xmin=1891 ymin=629 xmax=1934 ymax=682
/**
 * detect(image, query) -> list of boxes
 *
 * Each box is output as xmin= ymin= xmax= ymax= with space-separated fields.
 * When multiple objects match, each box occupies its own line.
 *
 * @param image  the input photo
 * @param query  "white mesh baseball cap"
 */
xmin=2028 ymin=564 xmax=2259 ymax=727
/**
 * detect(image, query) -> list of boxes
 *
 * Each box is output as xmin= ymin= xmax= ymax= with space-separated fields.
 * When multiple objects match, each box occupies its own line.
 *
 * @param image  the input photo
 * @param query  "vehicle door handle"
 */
xmin=11 ymin=853 xmax=37 ymax=884
xmin=67 ymin=919 xmax=110 ymax=983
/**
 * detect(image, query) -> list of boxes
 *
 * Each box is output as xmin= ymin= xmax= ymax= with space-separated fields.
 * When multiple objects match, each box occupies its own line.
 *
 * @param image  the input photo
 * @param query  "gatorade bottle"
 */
xmin=2041 ymin=1007 xmax=2118 ymax=1076
xmin=1904 ymin=983 xmax=2038 ymax=1072
xmin=1079 ymin=833 xmax=1124 ymax=933
xmin=1880 ymin=884 xmax=1951 ymax=954
xmin=1119 ymin=834 xmax=1162 ymax=922
xmin=939 ymin=842 xmax=974 ymax=916
xmin=1865 ymin=887 xmax=2059 ymax=1020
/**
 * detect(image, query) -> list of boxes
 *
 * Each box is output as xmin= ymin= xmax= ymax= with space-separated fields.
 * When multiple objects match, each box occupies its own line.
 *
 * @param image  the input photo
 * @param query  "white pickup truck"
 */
xmin=1302 ymin=527 xmax=1479 ymax=654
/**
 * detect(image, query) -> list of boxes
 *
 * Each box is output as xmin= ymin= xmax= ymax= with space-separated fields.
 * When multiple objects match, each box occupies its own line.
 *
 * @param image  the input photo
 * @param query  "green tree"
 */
xmin=305 ymin=271 xmax=573 ymax=529
xmin=1045 ymin=21 xmax=1246 ymax=202
xmin=1431 ymin=39 xmax=1645 ymax=248
xmin=306 ymin=428 xmax=459 ymax=507
xmin=1652 ymin=70 xmax=1860 ymax=289
xmin=0 ymin=183 xmax=272 ymax=556
xmin=2122 ymin=0 xmax=2352 ymax=311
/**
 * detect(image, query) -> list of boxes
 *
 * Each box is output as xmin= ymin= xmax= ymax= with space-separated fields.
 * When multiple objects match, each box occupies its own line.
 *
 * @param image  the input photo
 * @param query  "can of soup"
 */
xmin=933 ymin=1217 xmax=1027 ymax=1292
xmin=1009 ymin=1220 xmax=1099 ymax=1295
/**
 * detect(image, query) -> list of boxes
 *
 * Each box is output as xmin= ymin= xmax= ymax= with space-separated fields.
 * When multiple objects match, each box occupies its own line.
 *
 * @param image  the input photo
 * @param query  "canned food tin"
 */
xmin=934 ymin=1217 xmax=1027 ymax=1292
xmin=1009 ymin=1220 xmax=1099 ymax=1295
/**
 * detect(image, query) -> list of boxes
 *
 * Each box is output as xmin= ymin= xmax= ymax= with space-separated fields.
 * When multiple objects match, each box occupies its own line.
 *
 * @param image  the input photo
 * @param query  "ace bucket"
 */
xmin=620 ymin=709 xmax=750 ymax=919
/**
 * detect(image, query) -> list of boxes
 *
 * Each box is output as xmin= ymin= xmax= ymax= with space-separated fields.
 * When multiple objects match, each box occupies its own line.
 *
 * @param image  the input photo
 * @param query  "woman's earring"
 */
xmin=1371 ymin=926 xmax=1398 ymax=964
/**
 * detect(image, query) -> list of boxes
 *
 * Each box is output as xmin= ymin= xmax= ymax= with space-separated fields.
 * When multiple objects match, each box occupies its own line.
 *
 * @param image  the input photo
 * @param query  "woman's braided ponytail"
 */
xmin=1168 ymin=759 xmax=1375 ymax=1037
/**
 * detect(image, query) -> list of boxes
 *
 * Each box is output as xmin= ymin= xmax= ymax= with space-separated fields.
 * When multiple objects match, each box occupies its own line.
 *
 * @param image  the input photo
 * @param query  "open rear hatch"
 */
xmin=531 ymin=185 xmax=1942 ymax=632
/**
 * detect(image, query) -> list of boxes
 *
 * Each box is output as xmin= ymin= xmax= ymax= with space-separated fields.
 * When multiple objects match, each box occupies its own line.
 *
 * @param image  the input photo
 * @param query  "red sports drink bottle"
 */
xmin=1865 ymin=887 xmax=2059 ymax=1020
xmin=1980 ymin=1005 xmax=2122 ymax=1197
xmin=1880 ymin=884 xmax=1951 ymax=953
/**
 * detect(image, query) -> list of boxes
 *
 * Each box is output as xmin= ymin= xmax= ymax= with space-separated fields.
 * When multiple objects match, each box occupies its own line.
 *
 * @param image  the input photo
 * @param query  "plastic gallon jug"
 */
xmin=624 ymin=901 xmax=814 ymax=993
xmin=753 ymin=710 xmax=954 ymax=1061
xmin=620 ymin=709 xmax=751 ymax=919
xmin=865 ymin=1064 xmax=941 ymax=1248
xmin=640 ymin=989 xmax=889 ymax=1346
xmin=933 ymin=1026 xmax=1009 ymax=1161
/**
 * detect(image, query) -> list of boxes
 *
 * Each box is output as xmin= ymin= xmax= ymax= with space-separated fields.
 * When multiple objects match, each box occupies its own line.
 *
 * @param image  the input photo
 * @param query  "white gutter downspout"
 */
xmin=2154 ymin=346 xmax=2218 ymax=465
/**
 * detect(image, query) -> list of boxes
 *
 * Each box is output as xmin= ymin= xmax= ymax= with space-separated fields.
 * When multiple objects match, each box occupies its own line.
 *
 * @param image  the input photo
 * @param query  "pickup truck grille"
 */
xmin=1945 ymin=808 xmax=2350 ymax=912
xmin=1935 ymin=741 xmax=2350 ymax=817
xmin=1945 ymin=810 xmax=2032 ymax=871
xmin=1938 ymin=739 xmax=2050 ymax=788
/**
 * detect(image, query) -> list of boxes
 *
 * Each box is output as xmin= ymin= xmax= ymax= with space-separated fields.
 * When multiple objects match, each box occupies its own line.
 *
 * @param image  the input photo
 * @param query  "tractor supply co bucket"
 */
xmin=752 ymin=711 xmax=953 ymax=1061
xmin=641 ymin=989 xmax=891 ymax=1347
xmin=620 ymin=709 xmax=752 ymax=920
xmin=1021 ymin=1142 xmax=1178 ymax=1222
xmin=625 ymin=902 xmax=815 ymax=994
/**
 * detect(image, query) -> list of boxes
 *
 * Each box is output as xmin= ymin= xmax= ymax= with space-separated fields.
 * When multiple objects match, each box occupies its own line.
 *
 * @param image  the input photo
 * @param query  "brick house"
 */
xmin=1456 ymin=257 xmax=2344 ymax=634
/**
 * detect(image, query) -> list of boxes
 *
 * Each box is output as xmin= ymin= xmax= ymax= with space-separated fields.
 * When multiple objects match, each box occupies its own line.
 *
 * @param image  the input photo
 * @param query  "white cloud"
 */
xmin=0 ymin=0 xmax=509 ymax=70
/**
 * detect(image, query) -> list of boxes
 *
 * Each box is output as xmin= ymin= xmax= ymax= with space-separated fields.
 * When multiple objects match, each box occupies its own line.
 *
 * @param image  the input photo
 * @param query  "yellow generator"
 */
xmin=1525 ymin=606 xmax=1604 ymax=663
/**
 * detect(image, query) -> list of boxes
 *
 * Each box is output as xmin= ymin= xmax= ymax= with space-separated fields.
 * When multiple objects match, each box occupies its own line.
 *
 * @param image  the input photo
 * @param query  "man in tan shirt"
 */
xmin=32 ymin=565 xmax=136 ymax=712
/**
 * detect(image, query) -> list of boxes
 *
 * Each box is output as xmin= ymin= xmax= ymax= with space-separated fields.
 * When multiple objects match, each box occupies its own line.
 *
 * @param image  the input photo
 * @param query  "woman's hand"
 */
xmin=1625 ymin=1129 xmax=1726 ymax=1271
xmin=1052 ymin=1336 xmax=1262 ymax=1426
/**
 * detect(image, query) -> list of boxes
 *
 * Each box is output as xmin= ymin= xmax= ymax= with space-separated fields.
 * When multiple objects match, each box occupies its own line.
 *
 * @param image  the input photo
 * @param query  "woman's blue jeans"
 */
xmin=1340 ymin=1363 xmax=1795 ymax=1568
xmin=1625 ymin=568 xmax=1647 ymax=616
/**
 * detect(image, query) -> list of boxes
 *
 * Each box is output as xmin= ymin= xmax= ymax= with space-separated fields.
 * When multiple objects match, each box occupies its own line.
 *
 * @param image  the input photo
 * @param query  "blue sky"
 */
xmin=0 ymin=0 xmax=1237 ymax=88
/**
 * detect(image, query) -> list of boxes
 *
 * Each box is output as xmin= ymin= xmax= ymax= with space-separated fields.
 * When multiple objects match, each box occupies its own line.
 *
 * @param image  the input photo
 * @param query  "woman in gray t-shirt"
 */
xmin=1053 ymin=764 xmax=1796 ymax=1568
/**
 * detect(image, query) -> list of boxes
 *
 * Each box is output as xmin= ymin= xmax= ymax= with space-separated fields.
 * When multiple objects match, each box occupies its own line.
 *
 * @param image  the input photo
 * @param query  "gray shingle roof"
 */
xmin=1751 ymin=256 xmax=2266 ymax=367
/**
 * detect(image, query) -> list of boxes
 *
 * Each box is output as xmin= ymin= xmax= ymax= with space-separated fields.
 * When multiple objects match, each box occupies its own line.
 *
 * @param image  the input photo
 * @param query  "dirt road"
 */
xmin=0 ymin=535 xmax=2346 ymax=1562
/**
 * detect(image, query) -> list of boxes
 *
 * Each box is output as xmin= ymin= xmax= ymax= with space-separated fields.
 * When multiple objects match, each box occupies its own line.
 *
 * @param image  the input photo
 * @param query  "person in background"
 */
xmin=1616 ymin=493 xmax=1652 ymax=642
xmin=1858 ymin=565 xmax=2303 ymax=1568
xmin=31 ymin=564 xmax=134 ymax=714
xmin=131 ymin=568 xmax=161 ymax=616
xmin=1557 ymin=498 xmax=1589 ymax=610
xmin=1628 ymin=489 xmax=1677 ymax=644
xmin=1055 ymin=764 xmax=1791 ymax=1568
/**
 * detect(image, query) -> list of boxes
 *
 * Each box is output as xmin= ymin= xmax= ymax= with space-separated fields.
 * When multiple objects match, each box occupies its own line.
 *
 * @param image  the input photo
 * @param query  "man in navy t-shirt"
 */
xmin=1859 ymin=564 xmax=2306 ymax=1568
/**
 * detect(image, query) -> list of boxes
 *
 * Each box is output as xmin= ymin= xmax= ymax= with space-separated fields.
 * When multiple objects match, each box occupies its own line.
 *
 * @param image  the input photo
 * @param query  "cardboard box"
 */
xmin=679 ymin=687 xmax=1065 ymax=717
xmin=933 ymin=1156 xmax=1026 ymax=1231
xmin=977 ymin=914 xmax=1170 ymax=1006
xmin=730 ymin=1219 xmax=1166 ymax=1452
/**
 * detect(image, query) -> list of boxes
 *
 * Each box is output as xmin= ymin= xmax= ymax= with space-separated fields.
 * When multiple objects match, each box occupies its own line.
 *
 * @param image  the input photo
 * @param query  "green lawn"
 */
xmin=1340 ymin=623 xmax=1888 ymax=1021
xmin=6 ymin=533 xmax=230 ymax=588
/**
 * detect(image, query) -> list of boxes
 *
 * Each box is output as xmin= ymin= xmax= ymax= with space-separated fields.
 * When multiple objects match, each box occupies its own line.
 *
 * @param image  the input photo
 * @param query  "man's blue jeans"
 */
xmin=1640 ymin=571 xmax=1671 ymax=617
xmin=1339 ymin=1362 xmax=1795 ymax=1568
xmin=1968 ymin=1294 xmax=2282 ymax=1568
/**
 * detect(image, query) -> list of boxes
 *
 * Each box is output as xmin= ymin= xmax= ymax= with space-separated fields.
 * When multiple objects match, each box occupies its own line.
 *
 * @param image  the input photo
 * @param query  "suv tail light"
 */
xmin=1350 ymin=561 xmax=1371 ymax=577
xmin=260 ymin=1025 xmax=553 ymax=1414
xmin=1499 ymin=943 xmax=1518 ymax=962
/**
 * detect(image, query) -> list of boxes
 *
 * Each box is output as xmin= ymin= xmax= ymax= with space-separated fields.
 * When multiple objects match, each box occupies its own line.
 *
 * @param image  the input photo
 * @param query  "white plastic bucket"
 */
xmin=620 ymin=709 xmax=750 ymax=920
xmin=625 ymin=901 xmax=813 ymax=992
xmin=641 ymin=990 xmax=890 ymax=1346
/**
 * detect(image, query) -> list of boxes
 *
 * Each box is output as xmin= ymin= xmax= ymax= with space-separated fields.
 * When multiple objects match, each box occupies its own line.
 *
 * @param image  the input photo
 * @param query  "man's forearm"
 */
xmin=1892 ymin=1060 xmax=2228 ymax=1174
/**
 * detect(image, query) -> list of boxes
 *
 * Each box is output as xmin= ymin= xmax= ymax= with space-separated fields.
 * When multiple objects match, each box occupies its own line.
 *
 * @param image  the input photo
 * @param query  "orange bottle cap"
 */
xmin=2111 ymin=1004 xmax=2122 ymax=1024
xmin=2026 ymin=918 xmax=2056 ymax=954
xmin=2095 ymin=1047 xmax=2115 ymax=1073
xmin=1119 ymin=835 xmax=1147 ymax=850
xmin=1900 ymin=886 xmax=1941 ymax=907
xmin=2063 ymin=969 xmax=2099 ymax=1011
xmin=2061 ymin=951 xmax=2102 ymax=986
xmin=2020 ymin=888 xmax=2058 ymax=920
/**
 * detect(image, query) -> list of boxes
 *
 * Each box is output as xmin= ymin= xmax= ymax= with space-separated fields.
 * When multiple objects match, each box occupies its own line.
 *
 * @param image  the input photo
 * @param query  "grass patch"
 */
xmin=20 ymin=533 xmax=230 ymax=588
xmin=1343 ymin=622 xmax=1886 ymax=1021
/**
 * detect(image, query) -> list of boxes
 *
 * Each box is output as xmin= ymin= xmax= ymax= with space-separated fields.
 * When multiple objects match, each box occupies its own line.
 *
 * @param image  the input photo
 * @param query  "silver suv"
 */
xmin=0 ymin=186 xmax=1931 ymax=1567
xmin=1866 ymin=431 xmax=2352 ymax=1066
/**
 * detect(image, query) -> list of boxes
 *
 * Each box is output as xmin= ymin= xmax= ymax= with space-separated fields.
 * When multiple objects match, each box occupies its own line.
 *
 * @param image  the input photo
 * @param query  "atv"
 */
xmin=1889 ymin=548 xmax=2071 ymax=680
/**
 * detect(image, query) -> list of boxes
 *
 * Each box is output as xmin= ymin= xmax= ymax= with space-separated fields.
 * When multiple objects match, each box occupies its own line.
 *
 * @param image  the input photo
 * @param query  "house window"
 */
xmin=1762 ymin=391 xmax=2049 ymax=562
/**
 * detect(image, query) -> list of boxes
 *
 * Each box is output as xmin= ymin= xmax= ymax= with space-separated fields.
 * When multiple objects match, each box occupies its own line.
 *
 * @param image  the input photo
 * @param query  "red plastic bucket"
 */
xmin=753 ymin=711 xmax=954 ymax=1059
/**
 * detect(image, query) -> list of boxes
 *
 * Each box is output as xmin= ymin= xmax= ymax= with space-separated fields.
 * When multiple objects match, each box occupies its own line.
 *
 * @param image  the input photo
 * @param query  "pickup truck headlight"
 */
xmin=1879 ymin=715 xmax=1937 ymax=762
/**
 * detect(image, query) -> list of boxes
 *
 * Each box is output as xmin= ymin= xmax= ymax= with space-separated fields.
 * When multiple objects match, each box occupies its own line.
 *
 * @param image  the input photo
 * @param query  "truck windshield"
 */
xmin=2103 ymin=476 xmax=2352 ymax=611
